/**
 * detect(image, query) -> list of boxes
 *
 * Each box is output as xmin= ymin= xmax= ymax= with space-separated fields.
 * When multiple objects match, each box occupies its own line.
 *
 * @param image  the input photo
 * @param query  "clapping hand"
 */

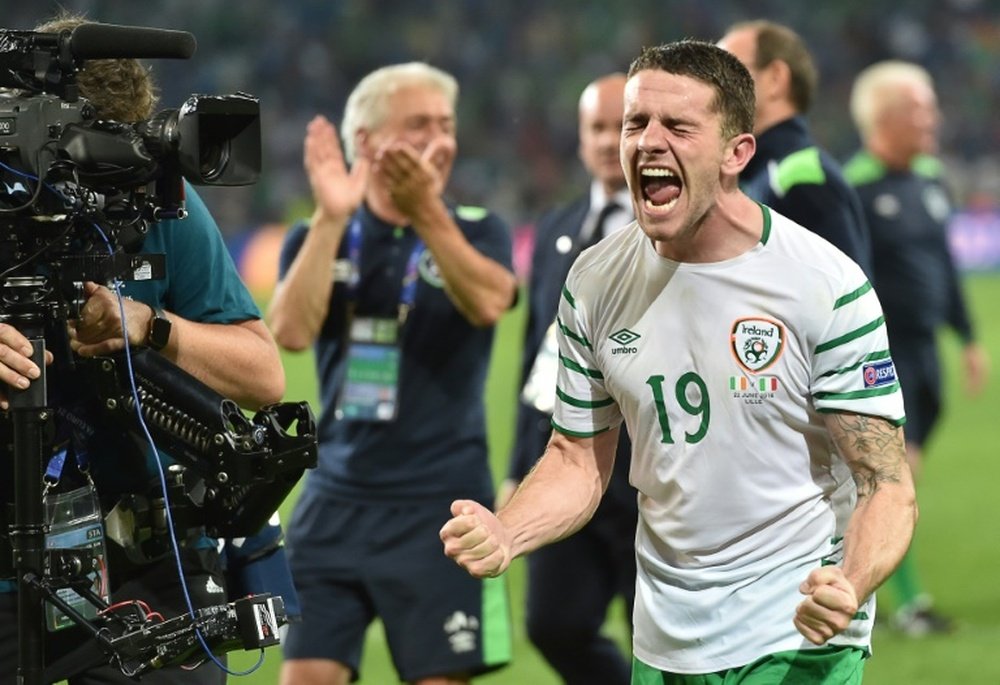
xmin=304 ymin=114 xmax=371 ymax=223
xmin=374 ymin=135 xmax=455 ymax=219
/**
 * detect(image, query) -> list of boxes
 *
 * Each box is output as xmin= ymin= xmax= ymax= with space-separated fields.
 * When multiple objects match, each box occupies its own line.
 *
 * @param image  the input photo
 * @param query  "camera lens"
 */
xmin=199 ymin=141 xmax=230 ymax=182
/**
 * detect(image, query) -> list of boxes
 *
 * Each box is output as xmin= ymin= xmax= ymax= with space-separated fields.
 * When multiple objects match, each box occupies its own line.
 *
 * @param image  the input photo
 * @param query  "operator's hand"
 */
xmin=69 ymin=282 xmax=152 ymax=357
xmin=794 ymin=566 xmax=859 ymax=645
xmin=375 ymin=136 xmax=455 ymax=218
xmin=440 ymin=499 xmax=512 ymax=579
xmin=304 ymin=114 xmax=370 ymax=224
xmin=0 ymin=323 xmax=52 ymax=410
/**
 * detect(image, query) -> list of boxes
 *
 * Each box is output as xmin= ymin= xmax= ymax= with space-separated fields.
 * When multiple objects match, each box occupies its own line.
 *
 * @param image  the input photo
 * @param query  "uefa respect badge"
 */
xmin=862 ymin=358 xmax=897 ymax=388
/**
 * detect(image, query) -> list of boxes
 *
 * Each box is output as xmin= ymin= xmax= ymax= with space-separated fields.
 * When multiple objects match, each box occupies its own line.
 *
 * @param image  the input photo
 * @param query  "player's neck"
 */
xmin=653 ymin=193 xmax=762 ymax=263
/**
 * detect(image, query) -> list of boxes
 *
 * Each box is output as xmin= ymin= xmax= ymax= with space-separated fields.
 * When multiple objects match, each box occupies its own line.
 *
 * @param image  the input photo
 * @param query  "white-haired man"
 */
xmin=844 ymin=59 xmax=989 ymax=636
xmin=270 ymin=62 xmax=517 ymax=685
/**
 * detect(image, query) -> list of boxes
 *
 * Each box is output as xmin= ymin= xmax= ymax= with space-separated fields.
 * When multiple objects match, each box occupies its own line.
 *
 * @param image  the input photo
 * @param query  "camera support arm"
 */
xmin=7 ymin=315 xmax=53 ymax=685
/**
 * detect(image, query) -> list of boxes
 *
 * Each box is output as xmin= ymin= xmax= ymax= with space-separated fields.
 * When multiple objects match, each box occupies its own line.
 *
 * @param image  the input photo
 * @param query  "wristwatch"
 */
xmin=146 ymin=305 xmax=172 ymax=351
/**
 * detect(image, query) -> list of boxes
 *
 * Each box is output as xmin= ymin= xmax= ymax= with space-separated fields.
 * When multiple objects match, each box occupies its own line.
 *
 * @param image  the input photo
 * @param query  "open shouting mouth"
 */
xmin=640 ymin=167 xmax=681 ymax=211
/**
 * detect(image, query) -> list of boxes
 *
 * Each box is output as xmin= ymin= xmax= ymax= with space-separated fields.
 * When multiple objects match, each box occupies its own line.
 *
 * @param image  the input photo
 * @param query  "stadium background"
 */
xmin=6 ymin=1 xmax=999 ymax=682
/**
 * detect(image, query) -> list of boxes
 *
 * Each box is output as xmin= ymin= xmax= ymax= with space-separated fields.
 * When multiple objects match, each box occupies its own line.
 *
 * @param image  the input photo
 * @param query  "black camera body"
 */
xmin=0 ymin=88 xmax=261 ymax=196
xmin=0 ymin=93 xmax=92 ymax=178
xmin=0 ymin=25 xmax=261 ymax=286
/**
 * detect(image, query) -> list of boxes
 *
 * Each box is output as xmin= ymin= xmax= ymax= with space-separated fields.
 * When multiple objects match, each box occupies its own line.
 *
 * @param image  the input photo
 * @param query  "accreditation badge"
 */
xmin=43 ymin=484 xmax=110 ymax=631
xmin=335 ymin=316 xmax=401 ymax=422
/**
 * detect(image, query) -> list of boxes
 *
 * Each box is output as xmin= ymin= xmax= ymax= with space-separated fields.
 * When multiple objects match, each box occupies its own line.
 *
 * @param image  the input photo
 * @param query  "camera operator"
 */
xmin=0 ymin=14 xmax=289 ymax=685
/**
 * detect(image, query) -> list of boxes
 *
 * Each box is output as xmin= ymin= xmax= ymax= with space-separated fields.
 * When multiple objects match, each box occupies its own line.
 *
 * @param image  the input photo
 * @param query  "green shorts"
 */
xmin=633 ymin=646 xmax=867 ymax=684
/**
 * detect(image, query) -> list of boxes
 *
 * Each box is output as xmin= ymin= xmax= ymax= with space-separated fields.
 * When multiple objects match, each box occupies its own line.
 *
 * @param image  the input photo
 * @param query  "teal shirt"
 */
xmin=87 ymin=185 xmax=259 ymax=497
xmin=118 ymin=186 xmax=260 ymax=323
xmin=105 ymin=185 xmax=260 ymax=487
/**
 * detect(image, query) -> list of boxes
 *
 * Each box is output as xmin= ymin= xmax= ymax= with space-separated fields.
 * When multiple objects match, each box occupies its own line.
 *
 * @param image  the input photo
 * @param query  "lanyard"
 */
xmin=44 ymin=445 xmax=91 ymax=490
xmin=345 ymin=217 xmax=424 ymax=323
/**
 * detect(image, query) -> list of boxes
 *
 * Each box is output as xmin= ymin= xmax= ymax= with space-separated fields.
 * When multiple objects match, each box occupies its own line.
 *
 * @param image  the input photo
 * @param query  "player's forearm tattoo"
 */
xmin=826 ymin=412 xmax=907 ymax=498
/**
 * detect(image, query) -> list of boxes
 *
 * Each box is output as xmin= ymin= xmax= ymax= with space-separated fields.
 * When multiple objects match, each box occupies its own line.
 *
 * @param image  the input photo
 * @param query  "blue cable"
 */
xmin=91 ymin=224 xmax=266 ymax=677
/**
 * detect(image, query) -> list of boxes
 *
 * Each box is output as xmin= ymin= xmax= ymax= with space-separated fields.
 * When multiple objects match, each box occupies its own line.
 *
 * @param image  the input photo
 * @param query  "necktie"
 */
xmin=583 ymin=201 xmax=620 ymax=250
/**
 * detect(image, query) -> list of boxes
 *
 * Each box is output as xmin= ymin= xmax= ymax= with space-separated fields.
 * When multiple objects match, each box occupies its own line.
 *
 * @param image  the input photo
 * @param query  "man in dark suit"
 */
xmin=719 ymin=20 xmax=873 ymax=276
xmin=502 ymin=73 xmax=636 ymax=685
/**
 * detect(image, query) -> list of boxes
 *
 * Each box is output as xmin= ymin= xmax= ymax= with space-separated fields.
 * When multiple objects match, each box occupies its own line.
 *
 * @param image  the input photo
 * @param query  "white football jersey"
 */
xmin=553 ymin=205 xmax=904 ymax=673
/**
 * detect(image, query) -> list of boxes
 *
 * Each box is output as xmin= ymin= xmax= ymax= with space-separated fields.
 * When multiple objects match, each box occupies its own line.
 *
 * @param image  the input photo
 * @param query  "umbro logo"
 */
xmin=609 ymin=328 xmax=640 ymax=345
xmin=609 ymin=328 xmax=640 ymax=355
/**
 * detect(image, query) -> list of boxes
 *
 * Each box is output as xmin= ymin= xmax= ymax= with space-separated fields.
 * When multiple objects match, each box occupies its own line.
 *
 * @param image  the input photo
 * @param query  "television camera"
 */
xmin=0 ymin=21 xmax=316 ymax=684
xmin=0 ymin=23 xmax=261 ymax=293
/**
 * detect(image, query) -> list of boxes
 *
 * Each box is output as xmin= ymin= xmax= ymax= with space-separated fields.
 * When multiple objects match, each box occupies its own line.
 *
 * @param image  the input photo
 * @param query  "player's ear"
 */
xmin=723 ymin=132 xmax=756 ymax=175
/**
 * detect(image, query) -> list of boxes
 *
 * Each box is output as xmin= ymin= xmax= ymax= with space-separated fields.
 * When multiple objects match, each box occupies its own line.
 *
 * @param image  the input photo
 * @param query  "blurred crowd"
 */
xmin=8 ymin=0 xmax=1000 ymax=237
